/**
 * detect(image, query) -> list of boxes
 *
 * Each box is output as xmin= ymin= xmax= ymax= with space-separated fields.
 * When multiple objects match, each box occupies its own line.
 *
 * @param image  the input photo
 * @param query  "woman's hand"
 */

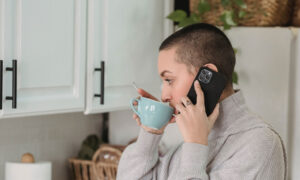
xmin=132 ymin=88 xmax=171 ymax=135
xmin=174 ymin=80 xmax=220 ymax=145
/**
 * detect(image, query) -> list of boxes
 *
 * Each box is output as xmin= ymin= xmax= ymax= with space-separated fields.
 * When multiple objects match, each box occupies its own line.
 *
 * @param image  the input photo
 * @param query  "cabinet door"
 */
xmin=0 ymin=0 xmax=4 ymax=115
xmin=1 ymin=0 xmax=86 ymax=118
xmin=85 ymin=0 xmax=165 ymax=114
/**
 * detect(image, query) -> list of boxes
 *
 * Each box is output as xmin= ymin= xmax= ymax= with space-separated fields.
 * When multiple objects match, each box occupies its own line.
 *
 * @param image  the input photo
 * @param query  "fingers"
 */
xmin=137 ymin=88 xmax=159 ymax=101
xmin=133 ymin=96 xmax=140 ymax=106
xmin=175 ymin=102 xmax=186 ymax=114
xmin=194 ymin=81 xmax=205 ymax=108
xmin=136 ymin=118 xmax=141 ymax=126
xmin=208 ymin=103 xmax=220 ymax=120
xmin=180 ymin=96 xmax=193 ymax=108
xmin=208 ymin=103 xmax=220 ymax=128
xmin=133 ymin=113 xmax=138 ymax=119
xmin=133 ymin=113 xmax=141 ymax=126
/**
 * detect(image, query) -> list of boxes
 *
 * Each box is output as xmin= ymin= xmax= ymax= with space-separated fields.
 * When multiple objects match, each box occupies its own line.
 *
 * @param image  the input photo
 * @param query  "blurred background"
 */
xmin=0 ymin=0 xmax=299 ymax=179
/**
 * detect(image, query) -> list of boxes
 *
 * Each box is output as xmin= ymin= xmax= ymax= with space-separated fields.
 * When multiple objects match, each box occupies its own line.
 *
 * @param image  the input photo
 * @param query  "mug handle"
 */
xmin=130 ymin=98 xmax=141 ymax=117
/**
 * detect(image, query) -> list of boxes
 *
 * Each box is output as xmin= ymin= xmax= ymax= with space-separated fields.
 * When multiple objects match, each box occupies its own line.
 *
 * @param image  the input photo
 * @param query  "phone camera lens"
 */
xmin=199 ymin=76 xmax=205 ymax=82
xmin=199 ymin=69 xmax=213 ymax=84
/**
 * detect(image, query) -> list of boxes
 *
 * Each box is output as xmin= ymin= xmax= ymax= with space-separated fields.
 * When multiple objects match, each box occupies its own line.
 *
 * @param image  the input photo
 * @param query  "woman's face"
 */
xmin=158 ymin=47 xmax=197 ymax=115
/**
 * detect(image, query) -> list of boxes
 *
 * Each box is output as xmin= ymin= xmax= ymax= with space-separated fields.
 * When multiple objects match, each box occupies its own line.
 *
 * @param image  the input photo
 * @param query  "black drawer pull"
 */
xmin=94 ymin=61 xmax=105 ymax=104
xmin=6 ymin=59 xmax=17 ymax=109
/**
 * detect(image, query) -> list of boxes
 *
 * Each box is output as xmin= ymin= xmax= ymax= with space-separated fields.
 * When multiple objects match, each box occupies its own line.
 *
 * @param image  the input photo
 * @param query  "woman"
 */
xmin=116 ymin=23 xmax=287 ymax=180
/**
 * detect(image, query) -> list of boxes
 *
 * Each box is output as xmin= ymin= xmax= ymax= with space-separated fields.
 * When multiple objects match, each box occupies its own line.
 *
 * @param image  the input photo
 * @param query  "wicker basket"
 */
xmin=69 ymin=144 xmax=126 ymax=180
xmin=190 ymin=0 xmax=293 ymax=26
xmin=292 ymin=0 xmax=300 ymax=26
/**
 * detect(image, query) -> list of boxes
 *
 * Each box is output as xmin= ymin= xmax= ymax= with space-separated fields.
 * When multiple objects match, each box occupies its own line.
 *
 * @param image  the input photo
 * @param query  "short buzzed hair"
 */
xmin=159 ymin=23 xmax=236 ymax=88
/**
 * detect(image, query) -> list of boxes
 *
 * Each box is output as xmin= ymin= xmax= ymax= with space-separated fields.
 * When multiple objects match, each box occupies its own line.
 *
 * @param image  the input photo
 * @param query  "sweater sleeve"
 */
xmin=177 ymin=143 xmax=210 ymax=180
xmin=116 ymin=127 xmax=163 ymax=180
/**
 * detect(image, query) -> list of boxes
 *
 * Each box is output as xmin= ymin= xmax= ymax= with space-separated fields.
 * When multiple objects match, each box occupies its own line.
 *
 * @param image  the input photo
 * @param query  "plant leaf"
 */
xmin=234 ymin=0 xmax=247 ymax=9
xmin=220 ymin=14 xmax=231 ymax=30
xmin=221 ymin=0 xmax=231 ymax=6
xmin=191 ymin=13 xmax=202 ymax=22
xmin=178 ymin=17 xmax=196 ymax=27
xmin=233 ymin=48 xmax=238 ymax=54
xmin=238 ymin=10 xmax=246 ymax=18
xmin=232 ymin=71 xmax=238 ymax=84
xmin=220 ymin=11 xmax=237 ymax=27
xmin=167 ymin=10 xmax=187 ymax=22
xmin=223 ymin=24 xmax=231 ymax=30
xmin=198 ymin=0 xmax=211 ymax=14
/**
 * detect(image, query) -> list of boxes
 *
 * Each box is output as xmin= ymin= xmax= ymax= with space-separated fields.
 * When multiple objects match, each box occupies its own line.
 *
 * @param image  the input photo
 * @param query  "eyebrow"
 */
xmin=160 ymin=70 xmax=172 ymax=77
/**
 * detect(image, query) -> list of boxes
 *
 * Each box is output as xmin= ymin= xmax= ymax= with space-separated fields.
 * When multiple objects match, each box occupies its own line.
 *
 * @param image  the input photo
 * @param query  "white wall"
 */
xmin=0 ymin=112 xmax=103 ymax=180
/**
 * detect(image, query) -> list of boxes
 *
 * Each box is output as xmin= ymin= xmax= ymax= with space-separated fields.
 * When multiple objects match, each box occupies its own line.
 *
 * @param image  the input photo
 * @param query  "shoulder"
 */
xmin=227 ymin=127 xmax=285 ymax=162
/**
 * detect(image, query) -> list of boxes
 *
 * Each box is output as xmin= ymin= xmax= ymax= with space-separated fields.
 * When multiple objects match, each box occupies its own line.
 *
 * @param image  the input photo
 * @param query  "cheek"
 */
xmin=173 ymin=78 xmax=194 ymax=104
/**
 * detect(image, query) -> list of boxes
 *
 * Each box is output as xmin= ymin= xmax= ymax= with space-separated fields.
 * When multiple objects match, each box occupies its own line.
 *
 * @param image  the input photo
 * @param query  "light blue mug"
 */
xmin=130 ymin=97 xmax=174 ymax=130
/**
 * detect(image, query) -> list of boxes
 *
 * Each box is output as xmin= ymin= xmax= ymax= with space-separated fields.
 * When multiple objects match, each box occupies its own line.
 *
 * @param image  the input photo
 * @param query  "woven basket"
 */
xmin=69 ymin=144 xmax=126 ymax=180
xmin=292 ymin=0 xmax=300 ymax=26
xmin=190 ymin=0 xmax=293 ymax=26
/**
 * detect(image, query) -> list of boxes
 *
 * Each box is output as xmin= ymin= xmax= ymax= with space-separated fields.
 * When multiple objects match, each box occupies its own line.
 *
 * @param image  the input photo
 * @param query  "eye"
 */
xmin=165 ymin=79 xmax=173 ymax=85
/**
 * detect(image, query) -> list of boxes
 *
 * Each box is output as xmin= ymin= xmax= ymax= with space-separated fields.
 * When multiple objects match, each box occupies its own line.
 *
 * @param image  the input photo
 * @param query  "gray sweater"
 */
xmin=116 ymin=90 xmax=287 ymax=180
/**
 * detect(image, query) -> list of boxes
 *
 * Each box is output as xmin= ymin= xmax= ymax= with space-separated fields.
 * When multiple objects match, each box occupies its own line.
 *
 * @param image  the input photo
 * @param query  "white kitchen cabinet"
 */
xmin=0 ymin=0 xmax=86 ymax=118
xmin=85 ymin=0 xmax=167 ymax=114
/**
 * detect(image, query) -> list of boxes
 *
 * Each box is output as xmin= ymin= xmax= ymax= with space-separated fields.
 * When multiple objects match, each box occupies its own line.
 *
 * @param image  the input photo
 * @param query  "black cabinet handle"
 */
xmin=6 ymin=59 xmax=17 ymax=109
xmin=94 ymin=61 xmax=105 ymax=104
xmin=0 ymin=60 xmax=3 ymax=109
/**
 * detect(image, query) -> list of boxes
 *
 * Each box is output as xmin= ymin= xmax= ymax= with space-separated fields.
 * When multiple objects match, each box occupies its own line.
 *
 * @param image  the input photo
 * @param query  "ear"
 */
xmin=203 ymin=63 xmax=218 ymax=72
xmin=189 ymin=66 xmax=198 ymax=76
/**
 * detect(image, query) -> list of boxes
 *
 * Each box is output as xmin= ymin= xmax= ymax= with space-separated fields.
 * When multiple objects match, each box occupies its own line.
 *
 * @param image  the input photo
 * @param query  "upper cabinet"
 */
xmin=0 ymin=0 xmax=171 ymax=117
xmin=0 ymin=0 xmax=87 ymax=118
xmin=85 ymin=0 xmax=168 ymax=114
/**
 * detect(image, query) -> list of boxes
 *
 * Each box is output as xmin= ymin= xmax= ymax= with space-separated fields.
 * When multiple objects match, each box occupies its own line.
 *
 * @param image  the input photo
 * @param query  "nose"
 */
xmin=161 ymin=95 xmax=171 ymax=103
xmin=161 ymin=86 xmax=171 ymax=103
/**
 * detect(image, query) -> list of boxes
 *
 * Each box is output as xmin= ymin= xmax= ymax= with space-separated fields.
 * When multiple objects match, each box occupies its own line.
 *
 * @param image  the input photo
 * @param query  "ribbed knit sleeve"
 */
xmin=177 ymin=143 xmax=209 ymax=180
xmin=116 ymin=127 xmax=163 ymax=180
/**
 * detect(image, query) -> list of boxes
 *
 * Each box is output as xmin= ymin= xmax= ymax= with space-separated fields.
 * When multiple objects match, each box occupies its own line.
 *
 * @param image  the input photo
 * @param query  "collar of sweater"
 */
xmin=208 ymin=89 xmax=270 ymax=141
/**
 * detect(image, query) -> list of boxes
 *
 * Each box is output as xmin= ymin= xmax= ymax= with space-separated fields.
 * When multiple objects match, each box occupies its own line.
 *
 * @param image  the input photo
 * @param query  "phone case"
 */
xmin=187 ymin=67 xmax=227 ymax=116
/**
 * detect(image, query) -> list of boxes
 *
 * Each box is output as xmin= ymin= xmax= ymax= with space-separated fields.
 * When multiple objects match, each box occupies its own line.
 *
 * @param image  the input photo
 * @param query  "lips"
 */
xmin=170 ymin=116 xmax=176 ymax=122
xmin=168 ymin=103 xmax=178 ymax=113
xmin=171 ymin=106 xmax=179 ymax=115
xmin=175 ymin=109 xmax=180 ymax=114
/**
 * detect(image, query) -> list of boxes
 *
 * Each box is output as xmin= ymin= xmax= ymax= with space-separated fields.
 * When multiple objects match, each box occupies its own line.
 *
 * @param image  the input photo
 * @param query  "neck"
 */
xmin=219 ymin=86 xmax=235 ymax=102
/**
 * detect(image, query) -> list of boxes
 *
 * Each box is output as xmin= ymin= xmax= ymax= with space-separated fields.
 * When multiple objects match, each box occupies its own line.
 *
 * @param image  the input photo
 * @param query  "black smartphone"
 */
xmin=187 ymin=66 xmax=227 ymax=116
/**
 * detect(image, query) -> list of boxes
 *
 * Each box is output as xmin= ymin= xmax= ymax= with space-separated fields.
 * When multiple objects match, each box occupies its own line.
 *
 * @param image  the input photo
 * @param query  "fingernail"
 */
xmin=195 ymin=80 xmax=199 ymax=86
